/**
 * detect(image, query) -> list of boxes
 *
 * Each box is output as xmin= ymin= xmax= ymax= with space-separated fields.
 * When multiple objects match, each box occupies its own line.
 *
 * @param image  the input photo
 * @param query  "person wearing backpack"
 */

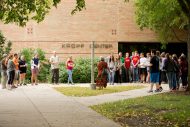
xmin=163 ymin=53 xmax=177 ymax=92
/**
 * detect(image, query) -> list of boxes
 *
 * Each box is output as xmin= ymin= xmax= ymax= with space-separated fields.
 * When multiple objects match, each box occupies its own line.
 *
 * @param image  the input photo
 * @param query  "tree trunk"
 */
xmin=186 ymin=18 xmax=190 ymax=91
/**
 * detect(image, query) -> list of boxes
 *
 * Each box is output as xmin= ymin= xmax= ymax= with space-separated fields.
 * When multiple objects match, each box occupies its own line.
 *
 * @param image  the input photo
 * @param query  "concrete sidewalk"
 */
xmin=72 ymin=83 xmax=169 ymax=106
xmin=0 ymin=85 xmax=121 ymax=127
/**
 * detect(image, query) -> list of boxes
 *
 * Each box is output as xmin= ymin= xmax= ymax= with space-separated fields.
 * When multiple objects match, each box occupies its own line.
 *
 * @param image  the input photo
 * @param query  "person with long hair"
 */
xmin=179 ymin=55 xmax=188 ymax=89
xmin=7 ymin=54 xmax=16 ymax=90
xmin=172 ymin=54 xmax=180 ymax=89
xmin=31 ymin=54 xmax=40 ymax=85
xmin=0 ymin=54 xmax=8 ymax=89
xmin=19 ymin=55 xmax=27 ymax=85
xmin=108 ymin=55 xmax=115 ymax=85
xmin=66 ymin=56 xmax=74 ymax=85
xmin=163 ymin=53 xmax=177 ymax=91
xmin=146 ymin=53 xmax=151 ymax=83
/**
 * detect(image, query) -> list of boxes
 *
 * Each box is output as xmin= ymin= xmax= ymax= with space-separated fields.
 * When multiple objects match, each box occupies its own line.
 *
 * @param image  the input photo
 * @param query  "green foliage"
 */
xmin=91 ymin=93 xmax=190 ymax=126
xmin=55 ymin=85 xmax=145 ymax=97
xmin=135 ymin=0 xmax=189 ymax=43
xmin=59 ymin=57 xmax=99 ymax=83
xmin=0 ymin=31 xmax=12 ymax=59
xmin=20 ymin=48 xmax=50 ymax=83
xmin=0 ymin=0 xmax=86 ymax=26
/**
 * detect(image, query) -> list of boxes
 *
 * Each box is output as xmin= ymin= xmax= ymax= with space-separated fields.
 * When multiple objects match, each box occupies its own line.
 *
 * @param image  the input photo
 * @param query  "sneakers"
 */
xmin=147 ymin=90 xmax=153 ymax=93
xmin=159 ymin=87 xmax=163 ymax=92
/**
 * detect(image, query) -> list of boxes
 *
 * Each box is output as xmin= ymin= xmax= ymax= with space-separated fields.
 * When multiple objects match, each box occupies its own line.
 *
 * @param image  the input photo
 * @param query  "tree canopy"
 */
xmin=0 ymin=0 xmax=85 ymax=26
xmin=135 ymin=0 xmax=189 ymax=43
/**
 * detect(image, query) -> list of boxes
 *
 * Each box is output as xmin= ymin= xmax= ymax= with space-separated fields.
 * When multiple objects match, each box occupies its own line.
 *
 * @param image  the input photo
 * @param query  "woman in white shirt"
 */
xmin=108 ymin=55 xmax=116 ymax=85
xmin=139 ymin=53 xmax=147 ymax=83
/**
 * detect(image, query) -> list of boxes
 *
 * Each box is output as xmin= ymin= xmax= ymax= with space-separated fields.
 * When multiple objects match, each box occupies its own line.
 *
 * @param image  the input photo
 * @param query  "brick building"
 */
xmin=0 ymin=0 xmax=187 ymax=60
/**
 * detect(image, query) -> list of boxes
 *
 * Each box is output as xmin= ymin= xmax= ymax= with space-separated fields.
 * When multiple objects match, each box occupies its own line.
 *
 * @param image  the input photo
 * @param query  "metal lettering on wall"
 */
xmin=62 ymin=43 xmax=113 ymax=49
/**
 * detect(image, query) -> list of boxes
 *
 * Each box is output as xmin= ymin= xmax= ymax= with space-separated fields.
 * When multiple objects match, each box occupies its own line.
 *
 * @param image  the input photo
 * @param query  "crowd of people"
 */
xmin=96 ymin=49 xmax=188 ymax=92
xmin=1 ymin=49 xmax=188 ymax=92
xmin=0 ymin=51 xmax=75 ymax=90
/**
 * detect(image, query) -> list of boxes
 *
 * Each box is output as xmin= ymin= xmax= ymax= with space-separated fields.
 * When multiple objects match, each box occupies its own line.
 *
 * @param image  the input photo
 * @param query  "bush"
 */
xmin=20 ymin=48 xmax=50 ymax=83
xmin=59 ymin=57 xmax=99 ymax=83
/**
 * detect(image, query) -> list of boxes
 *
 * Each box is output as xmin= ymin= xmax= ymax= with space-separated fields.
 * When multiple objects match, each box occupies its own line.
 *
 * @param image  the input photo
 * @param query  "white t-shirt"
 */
xmin=50 ymin=56 xmax=59 ymax=69
xmin=139 ymin=57 xmax=147 ymax=68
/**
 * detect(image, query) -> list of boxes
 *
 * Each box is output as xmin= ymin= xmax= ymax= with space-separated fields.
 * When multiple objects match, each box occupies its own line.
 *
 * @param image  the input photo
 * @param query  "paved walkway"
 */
xmin=0 ymin=83 xmax=169 ymax=127
xmin=71 ymin=83 xmax=169 ymax=106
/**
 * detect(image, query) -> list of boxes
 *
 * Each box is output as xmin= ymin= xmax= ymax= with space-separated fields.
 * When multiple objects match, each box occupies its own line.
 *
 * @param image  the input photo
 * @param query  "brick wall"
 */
xmin=1 ymin=0 xmax=182 ymax=60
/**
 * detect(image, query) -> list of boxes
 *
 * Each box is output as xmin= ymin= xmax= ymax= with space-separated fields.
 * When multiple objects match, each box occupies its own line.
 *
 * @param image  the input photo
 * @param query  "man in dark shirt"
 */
xmin=148 ymin=49 xmax=162 ymax=92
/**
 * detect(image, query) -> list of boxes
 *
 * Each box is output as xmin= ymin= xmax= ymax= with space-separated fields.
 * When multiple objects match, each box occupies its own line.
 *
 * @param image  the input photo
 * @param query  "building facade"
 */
xmin=0 ymin=0 xmax=186 ymax=60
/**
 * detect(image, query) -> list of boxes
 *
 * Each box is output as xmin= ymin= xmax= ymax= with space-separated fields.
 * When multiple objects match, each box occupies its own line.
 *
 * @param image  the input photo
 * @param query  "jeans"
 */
xmin=166 ymin=72 xmax=176 ymax=90
xmin=133 ymin=67 xmax=139 ymax=82
xmin=52 ymin=68 xmax=59 ymax=84
xmin=7 ymin=70 xmax=15 ymax=85
xmin=1 ymin=71 xmax=7 ymax=89
xmin=67 ymin=69 xmax=73 ymax=83
xmin=181 ymin=74 xmax=188 ymax=87
xmin=109 ymin=71 xmax=115 ymax=84
xmin=125 ymin=68 xmax=132 ymax=82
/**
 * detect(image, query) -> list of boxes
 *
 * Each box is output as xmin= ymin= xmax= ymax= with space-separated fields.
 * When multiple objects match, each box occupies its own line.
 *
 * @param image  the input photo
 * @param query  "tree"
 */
xmin=135 ymin=0 xmax=190 ymax=91
xmin=0 ymin=31 xmax=12 ymax=59
xmin=0 ymin=0 xmax=85 ymax=58
xmin=0 ymin=0 xmax=85 ymax=26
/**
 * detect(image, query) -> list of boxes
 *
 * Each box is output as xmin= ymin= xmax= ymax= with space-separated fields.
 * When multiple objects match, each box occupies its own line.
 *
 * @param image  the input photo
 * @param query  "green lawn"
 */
xmin=54 ymin=85 xmax=145 ymax=97
xmin=91 ymin=92 xmax=190 ymax=127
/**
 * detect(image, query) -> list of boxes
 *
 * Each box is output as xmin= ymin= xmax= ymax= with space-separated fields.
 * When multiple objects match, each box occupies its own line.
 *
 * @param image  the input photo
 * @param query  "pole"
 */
xmin=90 ymin=41 xmax=96 ymax=89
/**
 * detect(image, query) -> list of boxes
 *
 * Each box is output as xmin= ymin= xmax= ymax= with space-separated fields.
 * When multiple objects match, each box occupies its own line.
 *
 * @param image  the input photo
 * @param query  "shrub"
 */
xmin=59 ymin=57 xmax=99 ymax=83
xmin=20 ymin=48 xmax=50 ymax=83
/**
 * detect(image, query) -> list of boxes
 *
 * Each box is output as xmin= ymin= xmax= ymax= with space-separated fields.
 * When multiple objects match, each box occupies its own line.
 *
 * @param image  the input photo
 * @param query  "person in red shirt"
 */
xmin=132 ymin=51 xmax=140 ymax=82
xmin=124 ymin=52 xmax=131 ymax=82
xmin=66 ymin=56 xmax=74 ymax=85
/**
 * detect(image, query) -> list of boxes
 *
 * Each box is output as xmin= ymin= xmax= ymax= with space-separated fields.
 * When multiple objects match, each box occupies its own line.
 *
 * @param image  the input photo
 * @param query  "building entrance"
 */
xmin=118 ymin=42 xmax=187 ymax=57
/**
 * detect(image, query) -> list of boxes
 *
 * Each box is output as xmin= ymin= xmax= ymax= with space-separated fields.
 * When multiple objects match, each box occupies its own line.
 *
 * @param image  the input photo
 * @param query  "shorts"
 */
xmin=14 ymin=70 xmax=20 ymax=80
xmin=31 ymin=68 xmax=39 ymax=75
xmin=150 ymin=72 xmax=160 ymax=83
xmin=139 ymin=68 xmax=147 ymax=74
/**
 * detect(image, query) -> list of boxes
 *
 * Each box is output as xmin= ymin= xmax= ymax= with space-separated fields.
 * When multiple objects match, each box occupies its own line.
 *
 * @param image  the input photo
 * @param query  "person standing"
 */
xmin=146 ymin=53 xmax=151 ymax=83
xmin=132 ymin=51 xmax=140 ymax=82
xmin=50 ymin=51 xmax=59 ymax=85
xmin=124 ymin=52 xmax=131 ymax=82
xmin=7 ymin=54 xmax=16 ymax=90
xmin=108 ymin=55 xmax=115 ymax=85
xmin=66 ymin=56 xmax=74 ymax=85
xmin=0 ymin=54 xmax=8 ymax=89
xmin=179 ymin=55 xmax=188 ymax=89
xmin=139 ymin=53 xmax=147 ymax=83
xmin=19 ymin=55 xmax=27 ymax=85
xmin=163 ymin=53 xmax=177 ymax=91
xmin=118 ymin=52 xmax=125 ymax=83
xmin=96 ymin=56 xmax=108 ymax=89
xmin=13 ymin=53 xmax=20 ymax=87
xmin=31 ymin=54 xmax=40 ymax=85
xmin=148 ymin=49 xmax=161 ymax=92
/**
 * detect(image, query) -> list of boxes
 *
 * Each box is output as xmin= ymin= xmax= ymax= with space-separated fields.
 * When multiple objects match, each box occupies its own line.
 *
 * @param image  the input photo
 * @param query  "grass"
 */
xmin=54 ymin=85 xmax=145 ymax=97
xmin=91 ymin=92 xmax=190 ymax=127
